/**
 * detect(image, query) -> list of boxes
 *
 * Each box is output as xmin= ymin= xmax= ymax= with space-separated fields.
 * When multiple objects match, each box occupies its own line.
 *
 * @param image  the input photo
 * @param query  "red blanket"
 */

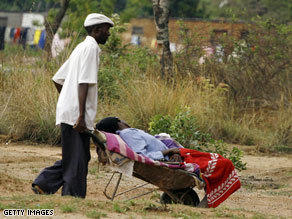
xmin=180 ymin=148 xmax=241 ymax=208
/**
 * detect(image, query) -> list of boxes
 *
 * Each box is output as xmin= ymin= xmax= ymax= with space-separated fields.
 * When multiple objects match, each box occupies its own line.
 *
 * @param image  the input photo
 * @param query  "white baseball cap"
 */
xmin=84 ymin=13 xmax=114 ymax=27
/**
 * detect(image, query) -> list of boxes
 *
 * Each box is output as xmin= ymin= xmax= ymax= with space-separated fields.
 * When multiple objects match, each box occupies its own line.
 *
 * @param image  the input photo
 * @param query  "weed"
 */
xmin=150 ymin=191 xmax=160 ymax=200
xmin=173 ymin=211 xmax=201 ymax=219
xmin=86 ymin=210 xmax=107 ymax=218
xmin=0 ymin=202 xmax=7 ymax=210
xmin=89 ymin=166 xmax=99 ymax=175
xmin=34 ymin=202 xmax=55 ymax=209
xmin=113 ymin=202 xmax=124 ymax=213
xmin=31 ymin=168 xmax=39 ymax=173
xmin=214 ymin=207 xmax=247 ymax=218
xmin=251 ymin=214 xmax=270 ymax=219
xmin=60 ymin=204 xmax=77 ymax=213
xmin=126 ymin=200 xmax=136 ymax=207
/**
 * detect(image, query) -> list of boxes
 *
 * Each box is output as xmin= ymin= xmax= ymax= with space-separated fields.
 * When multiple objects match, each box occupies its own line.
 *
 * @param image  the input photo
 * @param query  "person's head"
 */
xmin=84 ymin=13 xmax=114 ymax=44
xmin=96 ymin=117 xmax=130 ymax=133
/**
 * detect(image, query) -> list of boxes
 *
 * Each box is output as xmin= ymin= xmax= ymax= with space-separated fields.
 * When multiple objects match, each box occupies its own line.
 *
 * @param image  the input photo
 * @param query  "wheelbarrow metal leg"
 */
xmin=103 ymin=172 xmax=123 ymax=201
xmin=161 ymin=189 xmax=184 ymax=204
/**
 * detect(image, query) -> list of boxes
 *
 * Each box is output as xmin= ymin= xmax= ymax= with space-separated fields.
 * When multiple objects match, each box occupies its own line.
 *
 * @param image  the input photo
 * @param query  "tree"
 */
xmin=152 ymin=0 xmax=173 ymax=79
xmin=44 ymin=0 xmax=70 ymax=58
xmin=120 ymin=0 xmax=205 ymax=21
xmin=99 ymin=0 xmax=117 ymax=17
xmin=121 ymin=0 xmax=153 ymax=22
xmin=169 ymin=0 xmax=203 ymax=18
xmin=0 ymin=0 xmax=50 ymax=12
xmin=199 ymin=0 xmax=292 ymax=23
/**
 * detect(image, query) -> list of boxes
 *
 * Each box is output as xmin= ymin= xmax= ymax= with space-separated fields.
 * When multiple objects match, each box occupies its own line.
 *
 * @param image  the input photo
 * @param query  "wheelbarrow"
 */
xmin=85 ymin=130 xmax=205 ymax=206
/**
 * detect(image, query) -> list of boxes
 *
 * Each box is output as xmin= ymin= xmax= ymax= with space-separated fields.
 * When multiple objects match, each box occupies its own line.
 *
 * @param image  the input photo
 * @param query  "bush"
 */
xmin=149 ymin=107 xmax=211 ymax=148
xmin=149 ymin=107 xmax=246 ymax=171
xmin=205 ymin=19 xmax=292 ymax=109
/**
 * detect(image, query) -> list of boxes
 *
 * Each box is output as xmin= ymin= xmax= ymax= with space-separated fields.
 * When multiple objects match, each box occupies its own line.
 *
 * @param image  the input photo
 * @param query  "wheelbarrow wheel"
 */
xmin=160 ymin=188 xmax=200 ymax=206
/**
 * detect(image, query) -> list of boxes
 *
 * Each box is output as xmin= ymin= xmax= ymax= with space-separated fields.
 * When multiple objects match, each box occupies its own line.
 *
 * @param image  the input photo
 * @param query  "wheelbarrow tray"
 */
xmin=133 ymin=161 xmax=198 ymax=190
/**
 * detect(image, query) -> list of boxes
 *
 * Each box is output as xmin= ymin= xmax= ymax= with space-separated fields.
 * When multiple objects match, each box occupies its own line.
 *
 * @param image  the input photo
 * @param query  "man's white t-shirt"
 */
xmin=52 ymin=36 xmax=100 ymax=130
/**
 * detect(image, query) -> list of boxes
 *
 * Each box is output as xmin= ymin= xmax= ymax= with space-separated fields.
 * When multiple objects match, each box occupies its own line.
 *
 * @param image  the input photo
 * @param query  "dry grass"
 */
xmin=0 ymin=47 xmax=59 ymax=144
xmin=1 ymin=42 xmax=292 ymax=150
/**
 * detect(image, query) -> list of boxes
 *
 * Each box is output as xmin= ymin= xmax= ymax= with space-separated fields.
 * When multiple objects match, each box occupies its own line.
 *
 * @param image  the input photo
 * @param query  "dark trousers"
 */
xmin=33 ymin=123 xmax=91 ymax=198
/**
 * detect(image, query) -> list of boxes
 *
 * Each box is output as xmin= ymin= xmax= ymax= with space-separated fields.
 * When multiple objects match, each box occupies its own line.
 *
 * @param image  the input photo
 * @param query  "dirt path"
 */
xmin=0 ymin=142 xmax=292 ymax=218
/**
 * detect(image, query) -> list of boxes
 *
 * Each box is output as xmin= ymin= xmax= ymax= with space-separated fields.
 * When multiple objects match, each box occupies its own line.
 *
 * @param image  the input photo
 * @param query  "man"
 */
xmin=32 ymin=13 xmax=114 ymax=198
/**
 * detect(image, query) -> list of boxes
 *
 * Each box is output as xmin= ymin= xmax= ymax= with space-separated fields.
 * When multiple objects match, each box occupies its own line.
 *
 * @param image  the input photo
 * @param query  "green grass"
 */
xmin=89 ymin=166 xmax=99 ymax=175
xmin=113 ymin=202 xmax=126 ymax=213
xmin=34 ymin=202 xmax=55 ymax=209
xmin=172 ymin=211 xmax=201 ymax=219
xmin=0 ymin=193 xmax=287 ymax=218
xmin=86 ymin=210 xmax=107 ymax=218
xmin=60 ymin=204 xmax=77 ymax=213
xmin=0 ymin=202 xmax=7 ymax=210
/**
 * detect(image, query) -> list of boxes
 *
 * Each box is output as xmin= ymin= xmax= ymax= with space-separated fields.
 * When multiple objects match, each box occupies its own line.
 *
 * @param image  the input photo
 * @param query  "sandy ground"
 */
xmin=0 ymin=142 xmax=292 ymax=218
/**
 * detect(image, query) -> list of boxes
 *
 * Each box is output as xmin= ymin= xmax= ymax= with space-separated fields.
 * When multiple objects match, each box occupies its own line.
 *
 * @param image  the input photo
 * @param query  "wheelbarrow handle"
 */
xmin=84 ymin=130 xmax=106 ymax=151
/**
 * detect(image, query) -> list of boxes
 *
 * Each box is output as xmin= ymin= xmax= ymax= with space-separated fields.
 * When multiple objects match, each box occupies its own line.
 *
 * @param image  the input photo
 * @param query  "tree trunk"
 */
xmin=152 ymin=0 xmax=173 ymax=79
xmin=44 ymin=0 xmax=70 ymax=59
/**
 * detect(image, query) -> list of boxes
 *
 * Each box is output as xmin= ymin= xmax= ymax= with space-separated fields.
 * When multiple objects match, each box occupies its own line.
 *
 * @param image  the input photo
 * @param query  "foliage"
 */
xmin=170 ymin=0 xmax=205 ymax=18
xmin=2 ymin=15 xmax=292 ymax=156
xmin=204 ymin=18 xmax=292 ymax=109
xmin=0 ymin=0 xmax=54 ymax=12
xmin=149 ymin=107 xmax=246 ymax=171
xmin=99 ymin=0 xmax=117 ymax=17
xmin=98 ymin=16 xmax=157 ymax=101
xmin=60 ymin=204 xmax=77 ymax=213
xmin=101 ymin=14 xmax=128 ymax=56
xmin=149 ymin=107 xmax=209 ymax=147
xmin=61 ymin=0 xmax=100 ymax=37
xmin=2 ymin=0 xmax=292 ymax=25
xmin=120 ymin=0 xmax=153 ymax=22
xmin=98 ymin=46 xmax=157 ymax=100
xmin=86 ymin=210 xmax=107 ymax=218
xmin=206 ymin=140 xmax=247 ymax=171
xmin=199 ymin=0 xmax=292 ymax=24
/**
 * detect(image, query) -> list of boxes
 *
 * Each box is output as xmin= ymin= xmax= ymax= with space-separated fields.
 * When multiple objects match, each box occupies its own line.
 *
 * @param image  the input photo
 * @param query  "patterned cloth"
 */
xmin=154 ymin=133 xmax=184 ymax=149
xmin=103 ymin=132 xmax=202 ymax=178
xmin=180 ymin=148 xmax=241 ymax=208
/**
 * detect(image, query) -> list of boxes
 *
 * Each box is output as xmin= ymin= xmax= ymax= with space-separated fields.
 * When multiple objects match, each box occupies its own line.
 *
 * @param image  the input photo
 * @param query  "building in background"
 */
xmin=122 ymin=17 xmax=247 ymax=52
xmin=0 ymin=11 xmax=46 ymax=50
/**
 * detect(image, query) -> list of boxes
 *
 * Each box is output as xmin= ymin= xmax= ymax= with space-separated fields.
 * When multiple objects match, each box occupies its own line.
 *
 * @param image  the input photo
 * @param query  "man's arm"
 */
xmin=162 ymin=148 xmax=180 ymax=156
xmin=74 ymin=83 xmax=89 ymax=132
xmin=53 ymin=81 xmax=63 ymax=93
xmin=162 ymin=148 xmax=182 ymax=162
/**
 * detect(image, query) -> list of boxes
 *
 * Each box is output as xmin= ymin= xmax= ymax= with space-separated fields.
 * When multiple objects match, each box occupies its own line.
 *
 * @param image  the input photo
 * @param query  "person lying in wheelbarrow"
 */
xmin=96 ymin=117 xmax=182 ymax=162
xmin=96 ymin=117 xmax=241 ymax=208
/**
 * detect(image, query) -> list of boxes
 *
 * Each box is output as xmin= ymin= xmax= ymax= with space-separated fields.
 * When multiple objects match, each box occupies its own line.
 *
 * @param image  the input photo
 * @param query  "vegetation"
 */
xmin=149 ymin=107 xmax=246 ymax=171
xmin=2 ymin=0 xmax=292 ymax=24
xmin=199 ymin=0 xmax=292 ymax=24
xmin=0 ymin=194 xmax=271 ymax=218
xmin=1 ymin=15 xmax=292 ymax=163
xmin=0 ymin=0 xmax=54 ymax=12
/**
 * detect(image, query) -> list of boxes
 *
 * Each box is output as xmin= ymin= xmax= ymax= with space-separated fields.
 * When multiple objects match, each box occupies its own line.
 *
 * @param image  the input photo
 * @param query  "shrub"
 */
xmin=205 ymin=19 xmax=292 ymax=109
xmin=149 ymin=107 xmax=211 ymax=148
xmin=149 ymin=107 xmax=246 ymax=171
